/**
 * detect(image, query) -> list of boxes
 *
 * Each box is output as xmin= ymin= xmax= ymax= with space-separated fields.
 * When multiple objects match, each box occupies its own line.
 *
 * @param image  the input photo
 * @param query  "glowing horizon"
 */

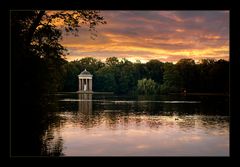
xmin=60 ymin=10 xmax=229 ymax=63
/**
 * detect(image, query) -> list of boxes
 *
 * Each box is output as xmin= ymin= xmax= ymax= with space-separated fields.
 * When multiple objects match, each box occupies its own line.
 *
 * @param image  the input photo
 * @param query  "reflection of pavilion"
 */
xmin=78 ymin=94 xmax=92 ymax=114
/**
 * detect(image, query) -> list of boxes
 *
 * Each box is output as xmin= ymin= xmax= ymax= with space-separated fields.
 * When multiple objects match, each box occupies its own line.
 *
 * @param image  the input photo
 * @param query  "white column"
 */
xmin=89 ymin=79 xmax=92 ymax=91
xmin=81 ymin=79 xmax=83 ymax=91
xmin=83 ymin=79 xmax=85 ymax=91
xmin=79 ymin=78 xmax=81 ymax=91
xmin=80 ymin=79 xmax=81 ymax=91
xmin=81 ymin=78 xmax=83 ymax=91
xmin=86 ymin=79 xmax=88 ymax=91
xmin=88 ymin=79 xmax=90 ymax=91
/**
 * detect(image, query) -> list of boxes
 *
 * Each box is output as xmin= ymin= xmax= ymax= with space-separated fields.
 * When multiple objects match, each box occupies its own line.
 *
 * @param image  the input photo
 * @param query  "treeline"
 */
xmin=61 ymin=57 xmax=229 ymax=95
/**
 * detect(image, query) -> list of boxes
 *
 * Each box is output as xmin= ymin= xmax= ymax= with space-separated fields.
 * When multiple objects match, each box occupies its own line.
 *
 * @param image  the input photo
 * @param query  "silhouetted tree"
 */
xmin=146 ymin=59 xmax=164 ymax=84
xmin=160 ymin=62 xmax=183 ymax=93
xmin=11 ymin=10 xmax=106 ymax=156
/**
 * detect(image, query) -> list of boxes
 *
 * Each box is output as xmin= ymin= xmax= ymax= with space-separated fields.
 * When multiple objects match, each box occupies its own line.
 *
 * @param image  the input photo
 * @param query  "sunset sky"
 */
xmin=60 ymin=10 xmax=229 ymax=63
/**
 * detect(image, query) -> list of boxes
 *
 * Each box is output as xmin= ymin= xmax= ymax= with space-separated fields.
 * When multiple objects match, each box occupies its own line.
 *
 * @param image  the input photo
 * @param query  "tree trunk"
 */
xmin=25 ymin=10 xmax=45 ymax=48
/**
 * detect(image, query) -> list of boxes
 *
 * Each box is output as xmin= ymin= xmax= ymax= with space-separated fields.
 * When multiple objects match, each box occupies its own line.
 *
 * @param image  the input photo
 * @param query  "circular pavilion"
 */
xmin=78 ymin=69 xmax=93 ymax=93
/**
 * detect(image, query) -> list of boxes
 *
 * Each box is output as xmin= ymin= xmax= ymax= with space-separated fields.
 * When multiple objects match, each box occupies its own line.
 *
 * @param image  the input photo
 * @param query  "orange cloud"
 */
xmin=58 ymin=10 xmax=229 ymax=63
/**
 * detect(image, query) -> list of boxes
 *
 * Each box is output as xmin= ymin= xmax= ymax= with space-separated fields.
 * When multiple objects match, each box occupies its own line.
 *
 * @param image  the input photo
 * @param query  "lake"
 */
xmin=40 ymin=93 xmax=229 ymax=156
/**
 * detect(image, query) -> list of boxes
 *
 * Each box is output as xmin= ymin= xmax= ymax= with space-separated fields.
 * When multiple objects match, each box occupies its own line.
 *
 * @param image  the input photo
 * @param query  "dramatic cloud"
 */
xmin=60 ymin=10 xmax=229 ymax=63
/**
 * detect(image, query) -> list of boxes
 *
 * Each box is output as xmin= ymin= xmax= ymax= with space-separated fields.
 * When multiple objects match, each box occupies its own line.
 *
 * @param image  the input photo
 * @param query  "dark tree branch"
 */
xmin=25 ymin=10 xmax=45 ymax=48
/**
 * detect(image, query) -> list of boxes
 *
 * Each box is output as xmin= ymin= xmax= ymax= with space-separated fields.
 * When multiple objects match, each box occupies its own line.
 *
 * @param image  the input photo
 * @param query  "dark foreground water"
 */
xmin=38 ymin=93 xmax=229 ymax=156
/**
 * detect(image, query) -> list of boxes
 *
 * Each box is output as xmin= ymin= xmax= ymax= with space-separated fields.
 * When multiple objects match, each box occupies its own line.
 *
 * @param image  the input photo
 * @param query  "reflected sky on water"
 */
xmin=41 ymin=94 xmax=229 ymax=156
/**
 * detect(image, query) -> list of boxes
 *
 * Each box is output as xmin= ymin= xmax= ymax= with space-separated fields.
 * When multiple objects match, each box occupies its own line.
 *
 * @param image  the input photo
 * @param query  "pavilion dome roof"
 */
xmin=79 ymin=69 xmax=92 ymax=76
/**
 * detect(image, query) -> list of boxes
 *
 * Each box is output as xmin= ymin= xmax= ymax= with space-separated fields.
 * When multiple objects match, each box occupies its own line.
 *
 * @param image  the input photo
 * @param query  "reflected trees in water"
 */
xmin=14 ymin=94 xmax=228 ymax=156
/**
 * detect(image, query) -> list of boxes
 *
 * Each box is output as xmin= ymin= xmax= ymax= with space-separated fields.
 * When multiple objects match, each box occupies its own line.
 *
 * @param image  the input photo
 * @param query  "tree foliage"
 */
xmin=160 ymin=63 xmax=183 ymax=93
xmin=94 ymin=67 xmax=117 ymax=92
xmin=137 ymin=78 xmax=157 ymax=95
xmin=146 ymin=59 xmax=164 ymax=84
xmin=61 ymin=57 xmax=229 ymax=95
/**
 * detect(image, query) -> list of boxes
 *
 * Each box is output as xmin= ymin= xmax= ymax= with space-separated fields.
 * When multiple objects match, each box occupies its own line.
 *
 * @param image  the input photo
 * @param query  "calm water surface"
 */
xmin=41 ymin=94 xmax=229 ymax=156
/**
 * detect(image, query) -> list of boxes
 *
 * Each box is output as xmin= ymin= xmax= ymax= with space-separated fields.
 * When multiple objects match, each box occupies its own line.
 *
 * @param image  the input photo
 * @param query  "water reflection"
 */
xmin=78 ymin=94 xmax=92 ymax=114
xmin=57 ymin=115 xmax=228 ymax=156
xmin=40 ymin=94 xmax=229 ymax=156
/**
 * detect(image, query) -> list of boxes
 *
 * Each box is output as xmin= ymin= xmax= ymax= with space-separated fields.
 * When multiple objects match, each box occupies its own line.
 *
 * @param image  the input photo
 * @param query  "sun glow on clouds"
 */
xmin=60 ymin=11 xmax=229 ymax=63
